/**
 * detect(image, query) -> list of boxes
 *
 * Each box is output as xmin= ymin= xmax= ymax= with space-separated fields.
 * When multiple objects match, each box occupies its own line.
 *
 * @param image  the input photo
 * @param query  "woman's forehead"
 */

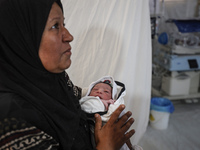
xmin=48 ymin=2 xmax=64 ymax=21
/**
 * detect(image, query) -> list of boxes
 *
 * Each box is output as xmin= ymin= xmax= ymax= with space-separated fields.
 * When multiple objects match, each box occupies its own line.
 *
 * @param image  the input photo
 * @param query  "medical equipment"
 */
xmin=161 ymin=71 xmax=200 ymax=96
xmin=153 ymin=19 xmax=200 ymax=97
xmin=153 ymin=46 xmax=200 ymax=71
xmin=154 ymin=19 xmax=200 ymax=71
xmin=158 ymin=20 xmax=200 ymax=47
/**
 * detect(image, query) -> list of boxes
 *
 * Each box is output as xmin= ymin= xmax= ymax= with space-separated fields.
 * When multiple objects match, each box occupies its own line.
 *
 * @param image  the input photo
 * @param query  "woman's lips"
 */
xmin=63 ymin=47 xmax=71 ymax=55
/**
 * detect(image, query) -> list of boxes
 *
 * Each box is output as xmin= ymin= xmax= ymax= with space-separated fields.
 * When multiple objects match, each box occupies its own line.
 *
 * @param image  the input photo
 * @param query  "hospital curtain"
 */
xmin=62 ymin=0 xmax=152 ymax=145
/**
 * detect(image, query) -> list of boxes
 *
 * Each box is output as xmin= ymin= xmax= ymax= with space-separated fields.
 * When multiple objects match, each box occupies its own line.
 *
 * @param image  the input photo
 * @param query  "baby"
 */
xmin=89 ymin=80 xmax=115 ymax=111
xmin=80 ymin=76 xmax=124 ymax=120
xmin=79 ymin=76 xmax=134 ymax=150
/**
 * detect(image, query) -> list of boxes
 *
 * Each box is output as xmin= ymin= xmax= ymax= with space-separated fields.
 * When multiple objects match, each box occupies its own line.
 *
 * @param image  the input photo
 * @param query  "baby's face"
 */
xmin=89 ymin=83 xmax=112 ymax=100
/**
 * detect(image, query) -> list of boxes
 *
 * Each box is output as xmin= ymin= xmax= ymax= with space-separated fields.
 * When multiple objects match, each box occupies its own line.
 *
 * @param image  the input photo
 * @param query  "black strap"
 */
xmin=85 ymin=111 xmax=108 ymax=118
xmin=115 ymin=81 xmax=126 ymax=99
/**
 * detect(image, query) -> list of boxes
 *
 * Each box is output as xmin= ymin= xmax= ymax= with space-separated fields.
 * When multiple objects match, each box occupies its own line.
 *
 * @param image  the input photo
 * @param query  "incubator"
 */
xmin=158 ymin=19 xmax=200 ymax=49
xmin=153 ymin=45 xmax=200 ymax=71
xmin=153 ymin=19 xmax=200 ymax=96
xmin=155 ymin=19 xmax=200 ymax=71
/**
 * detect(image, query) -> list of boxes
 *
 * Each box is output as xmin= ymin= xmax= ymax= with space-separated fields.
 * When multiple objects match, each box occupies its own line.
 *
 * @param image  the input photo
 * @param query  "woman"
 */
xmin=0 ymin=0 xmax=135 ymax=149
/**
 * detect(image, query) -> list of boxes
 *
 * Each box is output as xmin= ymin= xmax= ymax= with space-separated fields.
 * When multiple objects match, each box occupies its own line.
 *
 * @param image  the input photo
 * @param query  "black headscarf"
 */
xmin=0 ymin=0 xmax=83 ymax=149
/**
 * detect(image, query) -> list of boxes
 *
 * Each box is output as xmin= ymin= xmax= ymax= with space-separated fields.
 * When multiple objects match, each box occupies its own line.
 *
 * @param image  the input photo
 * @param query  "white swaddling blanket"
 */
xmin=80 ymin=76 xmax=126 ymax=122
xmin=80 ymin=76 xmax=144 ymax=150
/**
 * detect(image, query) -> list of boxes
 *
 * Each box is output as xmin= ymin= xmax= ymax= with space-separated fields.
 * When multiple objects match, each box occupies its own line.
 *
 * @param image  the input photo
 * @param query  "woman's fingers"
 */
xmin=123 ymin=128 xmax=135 ymax=143
xmin=118 ymin=111 xmax=134 ymax=131
xmin=94 ymin=113 xmax=102 ymax=130
xmin=94 ymin=105 xmax=135 ymax=149
xmin=106 ymin=104 xmax=125 ymax=126
xmin=118 ymin=116 xmax=135 ymax=144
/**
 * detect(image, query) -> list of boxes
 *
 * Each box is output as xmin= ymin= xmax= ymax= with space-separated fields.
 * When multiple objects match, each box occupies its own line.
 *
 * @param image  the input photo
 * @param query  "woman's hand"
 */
xmin=95 ymin=104 xmax=135 ymax=150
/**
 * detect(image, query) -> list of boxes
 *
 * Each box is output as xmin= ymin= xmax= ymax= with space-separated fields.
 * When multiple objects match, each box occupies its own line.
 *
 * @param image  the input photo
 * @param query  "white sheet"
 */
xmin=62 ymin=0 xmax=152 ymax=145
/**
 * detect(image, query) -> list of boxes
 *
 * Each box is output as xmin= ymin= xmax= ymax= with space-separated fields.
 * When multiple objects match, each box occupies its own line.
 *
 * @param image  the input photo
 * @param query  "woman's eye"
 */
xmin=52 ymin=23 xmax=59 ymax=29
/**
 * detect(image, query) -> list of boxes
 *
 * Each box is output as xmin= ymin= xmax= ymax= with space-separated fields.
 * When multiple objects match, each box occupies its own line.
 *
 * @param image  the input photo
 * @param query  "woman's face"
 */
xmin=39 ymin=2 xmax=73 ymax=73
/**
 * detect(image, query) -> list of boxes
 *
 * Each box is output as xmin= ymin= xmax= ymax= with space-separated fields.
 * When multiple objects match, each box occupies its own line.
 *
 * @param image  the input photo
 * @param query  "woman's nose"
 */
xmin=62 ymin=27 xmax=74 ymax=42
